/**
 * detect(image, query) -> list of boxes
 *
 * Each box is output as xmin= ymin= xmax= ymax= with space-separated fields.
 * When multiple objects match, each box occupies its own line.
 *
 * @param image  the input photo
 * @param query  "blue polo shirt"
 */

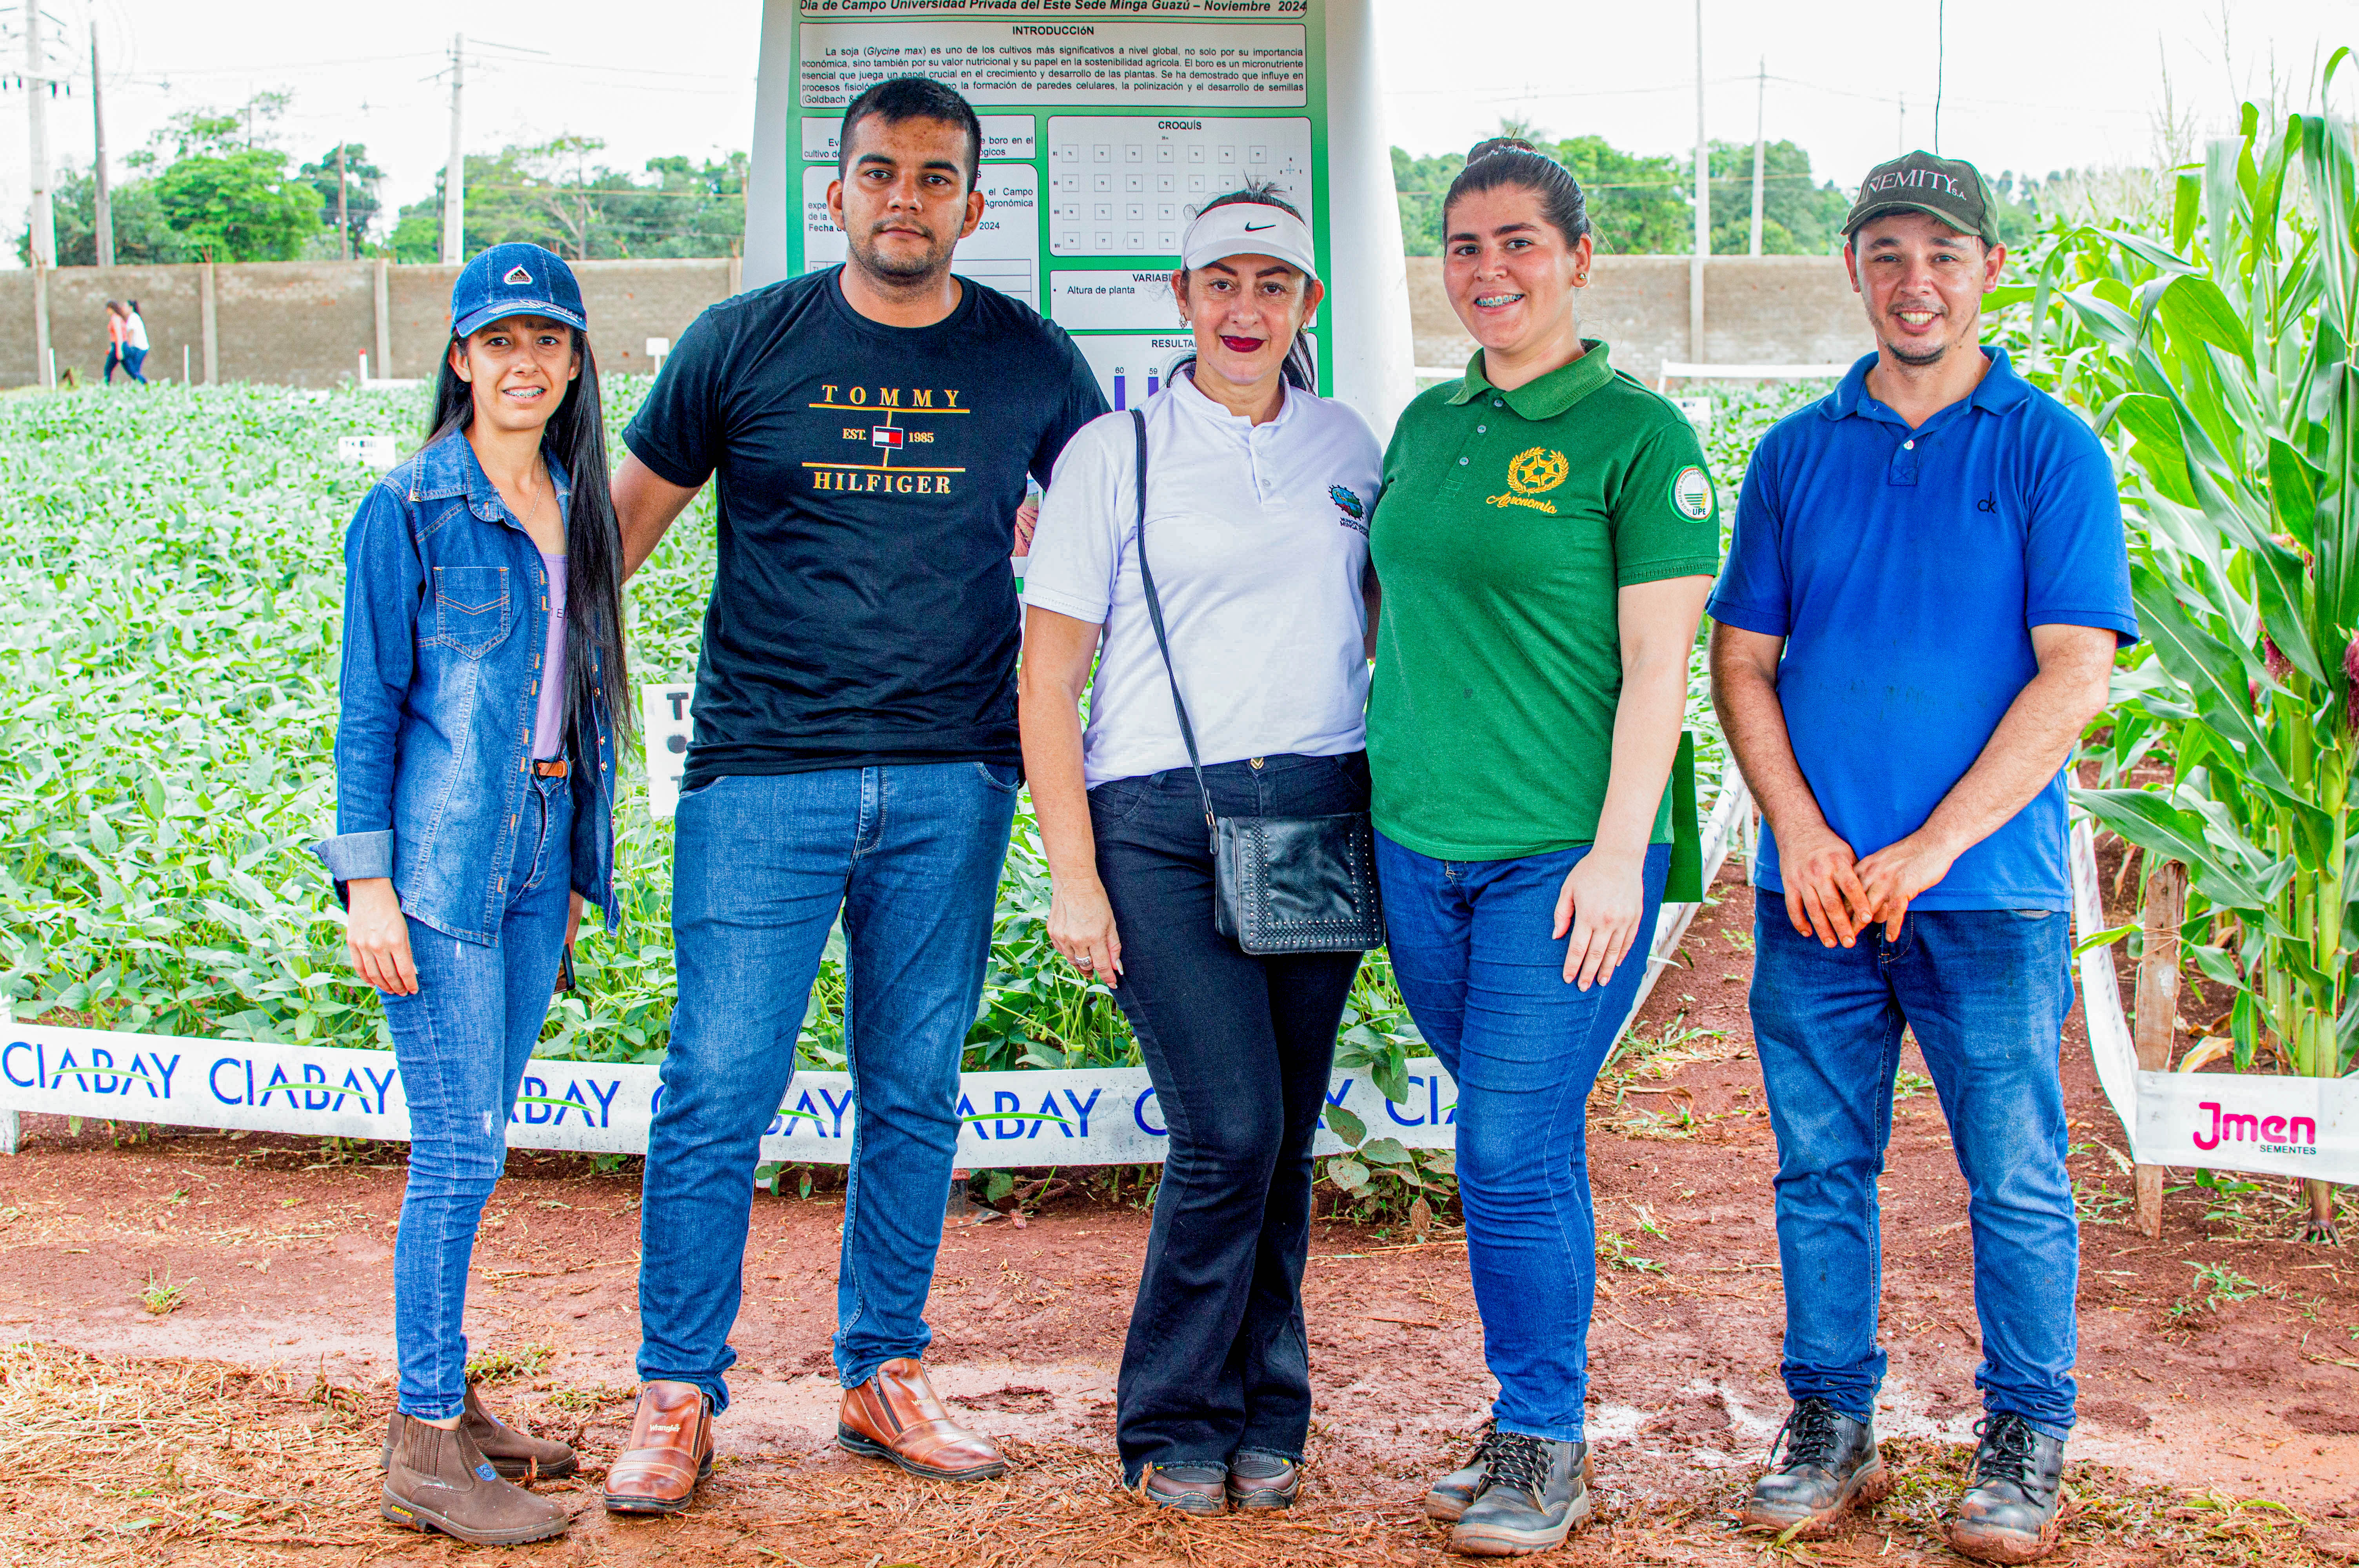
xmin=1708 ymin=346 xmax=2136 ymax=911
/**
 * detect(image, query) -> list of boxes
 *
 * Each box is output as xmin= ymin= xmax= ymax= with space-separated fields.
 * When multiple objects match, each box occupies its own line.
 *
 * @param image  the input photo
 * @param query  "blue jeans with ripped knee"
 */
xmin=383 ymin=772 xmax=573 ymax=1419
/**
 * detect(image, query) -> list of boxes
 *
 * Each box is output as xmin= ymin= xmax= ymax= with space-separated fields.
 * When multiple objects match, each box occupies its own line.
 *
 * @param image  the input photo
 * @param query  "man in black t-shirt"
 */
xmin=600 ymin=78 xmax=1107 ymax=1513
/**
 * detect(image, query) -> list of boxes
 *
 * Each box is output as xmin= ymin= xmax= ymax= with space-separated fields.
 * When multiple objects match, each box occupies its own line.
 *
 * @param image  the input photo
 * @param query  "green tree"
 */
xmin=391 ymin=143 xmax=750 ymax=262
xmin=153 ymin=149 xmax=323 ymax=261
xmin=1393 ymin=122 xmax=1693 ymax=256
xmin=13 ymin=163 xmax=194 ymax=267
xmin=1706 ymin=138 xmax=1853 ymax=254
xmin=298 ymin=142 xmax=385 ymax=255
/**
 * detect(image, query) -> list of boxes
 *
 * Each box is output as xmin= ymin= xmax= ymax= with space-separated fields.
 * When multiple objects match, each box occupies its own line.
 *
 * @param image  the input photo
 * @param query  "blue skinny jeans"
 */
xmin=383 ymin=771 xmax=573 ymax=1419
xmin=1377 ymin=835 xmax=1670 ymax=1442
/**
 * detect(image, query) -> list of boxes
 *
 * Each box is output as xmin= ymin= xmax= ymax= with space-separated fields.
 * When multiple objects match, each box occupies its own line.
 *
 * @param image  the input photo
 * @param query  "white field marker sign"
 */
xmin=2070 ymin=820 xmax=2357 ymax=1182
xmin=338 ymin=434 xmax=402 ymax=470
xmin=640 ymin=683 xmax=695 ymax=819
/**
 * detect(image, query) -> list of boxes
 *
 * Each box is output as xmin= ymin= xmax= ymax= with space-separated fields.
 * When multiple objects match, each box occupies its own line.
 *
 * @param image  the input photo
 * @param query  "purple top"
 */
xmin=532 ymin=552 xmax=568 ymax=760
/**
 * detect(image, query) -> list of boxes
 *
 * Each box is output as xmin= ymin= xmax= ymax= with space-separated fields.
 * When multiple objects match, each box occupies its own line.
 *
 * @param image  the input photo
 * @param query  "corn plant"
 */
xmin=1991 ymin=59 xmax=2355 ymax=1241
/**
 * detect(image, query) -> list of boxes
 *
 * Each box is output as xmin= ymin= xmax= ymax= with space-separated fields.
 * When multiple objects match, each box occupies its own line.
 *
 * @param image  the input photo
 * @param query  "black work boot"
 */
xmin=1447 ymin=1433 xmax=1591 ymax=1557
xmin=1426 ymin=1419 xmax=1504 ymax=1524
xmin=1946 ymin=1413 xmax=2067 ymax=1563
xmin=1739 ymin=1396 xmax=1890 ymax=1537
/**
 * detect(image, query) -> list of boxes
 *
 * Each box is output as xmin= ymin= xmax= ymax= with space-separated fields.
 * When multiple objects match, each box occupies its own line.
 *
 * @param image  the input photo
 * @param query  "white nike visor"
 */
xmin=1180 ymin=200 xmax=1319 ymax=281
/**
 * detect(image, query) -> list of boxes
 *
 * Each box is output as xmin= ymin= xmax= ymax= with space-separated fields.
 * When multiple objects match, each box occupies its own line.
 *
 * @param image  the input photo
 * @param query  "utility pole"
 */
xmin=91 ymin=25 xmax=112 ymax=267
xmin=1689 ymin=0 xmax=1708 ymax=361
xmin=441 ymin=34 xmax=465 ymax=264
xmin=337 ymin=142 xmax=350 ymax=260
xmin=1897 ymin=92 xmax=1907 ymax=154
xmin=25 ymin=0 xmax=54 ymax=268
xmin=1748 ymin=59 xmax=1765 ymax=256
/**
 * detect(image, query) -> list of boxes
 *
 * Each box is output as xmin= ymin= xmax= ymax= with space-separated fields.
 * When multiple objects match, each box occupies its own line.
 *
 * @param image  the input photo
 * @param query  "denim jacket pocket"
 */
xmin=433 ymin=565 xmax=513 ymax=658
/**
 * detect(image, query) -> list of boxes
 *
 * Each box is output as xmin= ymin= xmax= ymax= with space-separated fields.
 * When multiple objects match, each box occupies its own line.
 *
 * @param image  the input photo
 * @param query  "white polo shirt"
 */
xmin=1024 ymin=370 xmax=1383 ymax=788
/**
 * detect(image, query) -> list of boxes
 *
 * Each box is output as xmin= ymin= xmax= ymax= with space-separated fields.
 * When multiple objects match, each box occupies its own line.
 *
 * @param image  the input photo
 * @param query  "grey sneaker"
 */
xmin=1739 ymin=1397 xmax=1890 ymax=1537
xmin=1946 ymin=1414 xmax=2066 ymax=1563
xmin=1447 ymin=1433 xmax=1591 ymax=1557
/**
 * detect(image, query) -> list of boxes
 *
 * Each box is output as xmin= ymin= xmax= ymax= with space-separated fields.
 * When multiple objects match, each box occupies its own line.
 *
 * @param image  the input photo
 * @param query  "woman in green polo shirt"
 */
xmin=1368 ymin=138 xmax=1720 ymax=1557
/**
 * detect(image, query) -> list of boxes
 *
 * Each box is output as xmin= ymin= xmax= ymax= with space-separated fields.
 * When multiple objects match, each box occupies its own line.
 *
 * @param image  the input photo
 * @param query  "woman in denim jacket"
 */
xmin=312 ymin=243 xmax=630 ymax=1545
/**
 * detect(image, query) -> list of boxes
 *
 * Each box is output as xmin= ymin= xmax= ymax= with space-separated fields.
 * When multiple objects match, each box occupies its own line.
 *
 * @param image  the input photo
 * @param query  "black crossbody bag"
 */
xmin=1127 ymin=410 xmax=1385 ymax=955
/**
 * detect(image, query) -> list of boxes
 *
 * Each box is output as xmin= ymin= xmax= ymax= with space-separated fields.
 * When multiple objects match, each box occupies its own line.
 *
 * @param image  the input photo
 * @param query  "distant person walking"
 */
xmin=314 ymin=243 xmax=631 ymax=1546
xmin=600 ymin=76 xmax=1105 ymax=1514
xmin=1019 ymin=188 xmax=1382 ymax=1514
xmin=122 ymin=300 xmax=150 ymax=384
xmin=1708 ymin=152 xmax=2134 ymax=1563
xmin=1368 ymin=138 xmax=1719 ymax=1557
xmin=102 ymin=300 xmax=146 ymax=385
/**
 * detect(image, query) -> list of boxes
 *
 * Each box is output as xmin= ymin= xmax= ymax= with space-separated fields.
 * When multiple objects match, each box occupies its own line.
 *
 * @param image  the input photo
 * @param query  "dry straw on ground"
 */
xmin=0 ymin=1340 xmax=2349 ymax=1567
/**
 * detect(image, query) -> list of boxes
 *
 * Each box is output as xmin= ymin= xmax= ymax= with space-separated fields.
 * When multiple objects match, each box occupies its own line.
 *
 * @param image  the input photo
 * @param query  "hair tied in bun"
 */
xmin=1466 ymin=135 xmax=1539 ymax=162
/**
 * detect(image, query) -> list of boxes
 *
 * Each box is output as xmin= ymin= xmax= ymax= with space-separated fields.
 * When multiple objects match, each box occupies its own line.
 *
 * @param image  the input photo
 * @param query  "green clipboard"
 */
xmin=1665 ymin=731 xmax=1704 ymax=904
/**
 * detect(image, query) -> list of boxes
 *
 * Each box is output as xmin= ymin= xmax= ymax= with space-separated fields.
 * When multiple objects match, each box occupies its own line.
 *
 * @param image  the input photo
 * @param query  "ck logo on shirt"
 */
xmin=1489 ymin=446 xmax=1570 ymax=514
xmin=807 ymin=384 xmax=965 ymax=495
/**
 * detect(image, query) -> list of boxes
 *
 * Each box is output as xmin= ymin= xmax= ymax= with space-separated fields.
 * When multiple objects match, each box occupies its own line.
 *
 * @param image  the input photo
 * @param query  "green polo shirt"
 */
xmin=1367 ymin=340 xmax=1721 ymax=860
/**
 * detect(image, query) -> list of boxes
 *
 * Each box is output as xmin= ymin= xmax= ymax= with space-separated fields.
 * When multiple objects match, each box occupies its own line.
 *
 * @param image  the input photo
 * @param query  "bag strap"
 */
xmin=1130 ymin=408 xmax=1216 ymax=829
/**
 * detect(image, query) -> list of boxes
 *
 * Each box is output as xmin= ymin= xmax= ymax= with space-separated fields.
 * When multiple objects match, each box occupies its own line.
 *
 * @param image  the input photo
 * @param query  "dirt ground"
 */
xmin=2 ymin=866 xmax=2356 ymax=1567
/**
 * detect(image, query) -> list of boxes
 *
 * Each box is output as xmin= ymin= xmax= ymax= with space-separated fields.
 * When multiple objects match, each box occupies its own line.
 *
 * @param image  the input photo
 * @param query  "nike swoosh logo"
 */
xmin=1243 ymin=222 xmax=1275 ymax=232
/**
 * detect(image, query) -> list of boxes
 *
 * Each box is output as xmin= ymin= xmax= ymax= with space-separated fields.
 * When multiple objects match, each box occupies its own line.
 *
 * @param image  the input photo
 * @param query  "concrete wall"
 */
xmin=1407 ymin=254 xmax=1874 ymax=386
xmin=2 ymin=257 xmax=741 ymax=390
xmin=7 ymin=253 xmax=1868 ymax=392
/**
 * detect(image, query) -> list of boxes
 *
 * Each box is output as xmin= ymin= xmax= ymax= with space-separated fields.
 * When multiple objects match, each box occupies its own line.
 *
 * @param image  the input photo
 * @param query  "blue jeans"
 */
xmin=638 ymin=763 xmax=1018 ymax=1410
xmin=385 ymin=772 xmax=573 ymax=1419
xmin=1377 ymin=835 xmax=1670 ymax=1442
xmin=1750 ymin=906 xmax=2078 ymax=1437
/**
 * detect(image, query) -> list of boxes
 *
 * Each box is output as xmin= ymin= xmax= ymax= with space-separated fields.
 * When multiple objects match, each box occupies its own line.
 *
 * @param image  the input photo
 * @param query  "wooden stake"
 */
xmin=2132 ymin=859 xmax=2186 ymax=1238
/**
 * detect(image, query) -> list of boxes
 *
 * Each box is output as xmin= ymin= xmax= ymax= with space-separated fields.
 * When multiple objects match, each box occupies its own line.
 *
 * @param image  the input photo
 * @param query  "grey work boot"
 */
xmin=1739 ymin=1397 xmax=1891 ymax=1537
xmin=1946 ymin=1413 xmax=2067 ymax=1563
xmin=381 ymin=1413 xmax=571 ymax=1545
xmin=1427 ymin=1419 xmax=1594 ymax=1524
xmin=1446 ymin=1433 xmax=1592 ymax=1557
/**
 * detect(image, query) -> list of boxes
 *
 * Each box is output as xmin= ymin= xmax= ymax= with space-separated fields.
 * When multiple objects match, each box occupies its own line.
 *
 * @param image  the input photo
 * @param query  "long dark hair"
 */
xmin=1174 ymin=183 xmax=1319 ymax=392
xmin=1443 ymin=136 xmax=1594 ymax=248
xmin=427 ymin=328 xmax=635 ymax=750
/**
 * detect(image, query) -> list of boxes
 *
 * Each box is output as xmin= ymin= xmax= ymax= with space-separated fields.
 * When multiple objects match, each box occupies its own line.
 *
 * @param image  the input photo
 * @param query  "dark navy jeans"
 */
xmin=384 ymin=771 xmax=573 ymax=1419
xmin=1377 ymin=835 xmax=1670 ymax=1442
xmin=636 ymin=763 xmax=1018 ymax=1410
xmin=1750 ymin=905 xmax=2078 ymax=1437
xmin=1092 ymin=753 xmax=1367 ymax=1483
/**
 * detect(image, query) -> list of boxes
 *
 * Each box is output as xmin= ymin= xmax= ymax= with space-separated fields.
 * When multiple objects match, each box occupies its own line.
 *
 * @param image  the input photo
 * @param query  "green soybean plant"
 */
xmin=1990 ymin=59 xmax=2357 ymax=1241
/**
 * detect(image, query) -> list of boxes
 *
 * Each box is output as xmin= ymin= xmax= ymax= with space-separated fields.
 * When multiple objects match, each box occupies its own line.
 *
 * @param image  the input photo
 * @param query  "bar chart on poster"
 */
xmin=782 ymin=0 xmax=1338 ymax=408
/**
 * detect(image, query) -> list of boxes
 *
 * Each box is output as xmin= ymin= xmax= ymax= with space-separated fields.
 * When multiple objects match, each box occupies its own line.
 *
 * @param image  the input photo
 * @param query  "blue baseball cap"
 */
xmin=450 ymin=243 xmax=587 ymax=340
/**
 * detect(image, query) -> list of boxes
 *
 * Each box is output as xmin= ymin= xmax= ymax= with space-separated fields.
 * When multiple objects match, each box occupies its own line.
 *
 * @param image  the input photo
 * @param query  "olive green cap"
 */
xmin=1843 ymin=150 xmax=2003 ymax=247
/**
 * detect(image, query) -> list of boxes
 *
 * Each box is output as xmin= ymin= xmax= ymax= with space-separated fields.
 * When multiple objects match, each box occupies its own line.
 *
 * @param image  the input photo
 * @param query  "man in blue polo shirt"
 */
xmin=1708 ymin=151 xmax=2135 ymax=1564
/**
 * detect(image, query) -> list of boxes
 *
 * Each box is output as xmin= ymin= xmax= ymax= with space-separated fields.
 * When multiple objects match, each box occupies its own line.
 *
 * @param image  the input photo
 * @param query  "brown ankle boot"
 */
xmin=462 ymin=1385 xmax=578 ymax=1480
xmin=382 ymin=1413 xmax=571 ymax=1545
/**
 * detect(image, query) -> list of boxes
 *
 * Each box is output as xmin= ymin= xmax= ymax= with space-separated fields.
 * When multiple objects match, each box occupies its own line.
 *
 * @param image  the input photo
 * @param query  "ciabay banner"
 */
xmin=0 ymin=1024 xmax=1459 ymax=1169
xmin=2070 ymin=822 xmax=2359 ymax=1183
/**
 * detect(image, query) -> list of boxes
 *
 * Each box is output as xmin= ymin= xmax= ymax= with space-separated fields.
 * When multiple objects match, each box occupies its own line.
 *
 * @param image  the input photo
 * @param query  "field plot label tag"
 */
xmin=641 ymin=684 xmax=695 ymax=819
xmin=0 ymin=1024 xmax=1458 ymax=1169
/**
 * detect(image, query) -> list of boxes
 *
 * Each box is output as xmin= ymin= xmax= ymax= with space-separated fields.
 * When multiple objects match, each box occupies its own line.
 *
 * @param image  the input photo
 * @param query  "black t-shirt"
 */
xmin=625 ymin=267 xmax=1108 ymax=786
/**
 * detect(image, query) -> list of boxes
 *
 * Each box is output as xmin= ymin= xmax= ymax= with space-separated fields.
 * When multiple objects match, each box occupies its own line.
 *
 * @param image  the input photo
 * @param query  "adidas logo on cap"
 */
xmin=502 ymin=264 xmax=534 ymax=286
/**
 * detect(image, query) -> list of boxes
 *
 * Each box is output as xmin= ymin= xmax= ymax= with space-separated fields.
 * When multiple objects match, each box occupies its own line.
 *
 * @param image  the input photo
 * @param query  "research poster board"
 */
xmin=770 ymin=0 xmax=1386 ymax=414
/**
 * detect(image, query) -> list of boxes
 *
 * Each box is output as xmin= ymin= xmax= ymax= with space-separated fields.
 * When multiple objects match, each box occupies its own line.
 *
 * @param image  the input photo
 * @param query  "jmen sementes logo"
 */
xmin=2190 ymin=1099 xmax=2319 ymax=1156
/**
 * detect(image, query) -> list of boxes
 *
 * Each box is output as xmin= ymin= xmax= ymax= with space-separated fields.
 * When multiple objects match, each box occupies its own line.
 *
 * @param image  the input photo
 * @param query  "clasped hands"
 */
xmin=1781 ymin=824 xmax=1959 ymax=947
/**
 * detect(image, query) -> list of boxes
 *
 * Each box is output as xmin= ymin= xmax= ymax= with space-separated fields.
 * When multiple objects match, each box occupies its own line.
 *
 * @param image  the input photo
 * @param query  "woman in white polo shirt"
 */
xmin=1019 ymin=188 xmax=1381 ymax=1516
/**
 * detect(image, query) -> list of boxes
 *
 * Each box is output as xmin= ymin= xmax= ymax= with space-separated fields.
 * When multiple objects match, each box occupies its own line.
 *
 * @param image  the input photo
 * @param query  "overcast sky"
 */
xmin=2 ymin=0 xmax=2350 ymax=266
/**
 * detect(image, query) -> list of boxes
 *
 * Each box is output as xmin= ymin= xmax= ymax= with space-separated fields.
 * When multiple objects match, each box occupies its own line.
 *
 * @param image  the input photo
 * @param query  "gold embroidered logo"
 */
xmin=1488 ymin=446 xmax=1570 ymax=513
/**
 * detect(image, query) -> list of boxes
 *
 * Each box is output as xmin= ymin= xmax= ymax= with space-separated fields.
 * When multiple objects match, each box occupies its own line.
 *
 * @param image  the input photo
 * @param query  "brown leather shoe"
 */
xmin=1140 ymin=1462 xmax=1229 ymax=1514
xmin=381 ymin=1414 xmax=571 ymax=1545
xmin=837 ymin=1358 xmax=1007 ymax=1481
xmin=1227 ymin=1450 xmax=1301 ymax=1510
xmin=603 ymin=1381 xmax=714 ymax=1514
